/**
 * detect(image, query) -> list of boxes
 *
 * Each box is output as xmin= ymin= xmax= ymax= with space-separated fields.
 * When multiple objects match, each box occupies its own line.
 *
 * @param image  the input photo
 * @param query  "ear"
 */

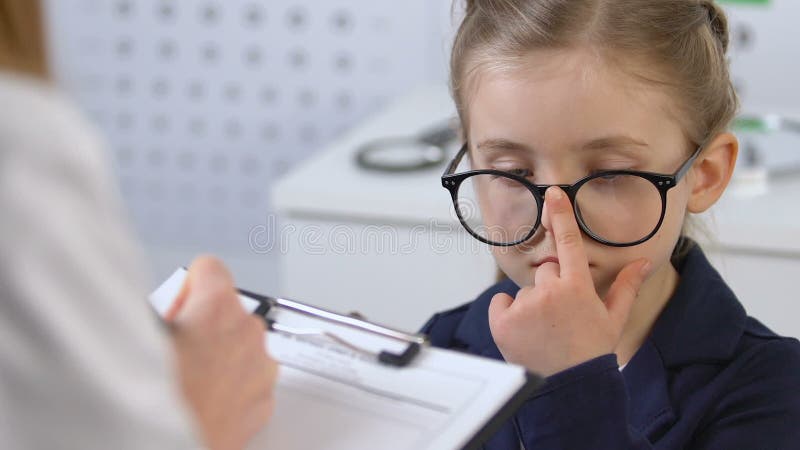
xmin=687 ymin=132 xmax=738 ymax=213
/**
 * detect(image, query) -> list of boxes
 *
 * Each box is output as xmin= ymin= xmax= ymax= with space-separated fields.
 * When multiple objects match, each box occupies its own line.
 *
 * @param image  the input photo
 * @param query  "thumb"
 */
xmin=172 ymin=255 xmax=237 ymax=322
xmin=604 ymin=258 xmax=651 ymax=331
xmin=488 ymin=292 xmax=514 ymax=330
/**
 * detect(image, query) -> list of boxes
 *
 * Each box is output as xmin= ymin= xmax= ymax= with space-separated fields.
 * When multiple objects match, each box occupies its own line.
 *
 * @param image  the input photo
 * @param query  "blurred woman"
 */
xmin=0 ymin=1 xmax=277 ymax=449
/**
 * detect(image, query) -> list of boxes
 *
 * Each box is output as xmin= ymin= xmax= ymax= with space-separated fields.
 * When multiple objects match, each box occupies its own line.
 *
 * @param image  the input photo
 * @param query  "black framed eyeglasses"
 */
xmin=441 ymin=143 xmax=702 ymax=247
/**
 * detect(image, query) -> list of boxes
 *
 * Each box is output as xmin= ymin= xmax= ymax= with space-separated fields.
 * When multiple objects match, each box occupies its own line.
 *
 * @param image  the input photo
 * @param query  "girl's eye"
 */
xmin=504 ymin=168 xmax=532 ymax=178
xmin=590 ymin=168 xmax=633 ymax=179
xmin=596 ymin=173 xmax=620 ymax=181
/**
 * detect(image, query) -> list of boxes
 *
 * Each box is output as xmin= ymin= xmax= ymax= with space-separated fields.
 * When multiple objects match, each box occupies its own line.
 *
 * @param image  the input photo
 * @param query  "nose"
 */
xmin=540 ymin=191 xmax=554 ymax=234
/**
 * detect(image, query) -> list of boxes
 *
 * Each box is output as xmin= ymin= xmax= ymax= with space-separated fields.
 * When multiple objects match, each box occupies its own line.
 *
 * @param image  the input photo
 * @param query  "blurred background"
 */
xmin=43 ymin=0 xmax=800 ymax=334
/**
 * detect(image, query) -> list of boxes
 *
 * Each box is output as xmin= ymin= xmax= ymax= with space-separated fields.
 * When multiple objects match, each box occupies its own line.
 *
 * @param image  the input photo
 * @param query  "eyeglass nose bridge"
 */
xmin=530 ymin=184 xmax=577 ymax=199
xmin=527 ymin=184 xmax=581 ymax=236
xmin=500 ymin=183 xmax=582 ymax=246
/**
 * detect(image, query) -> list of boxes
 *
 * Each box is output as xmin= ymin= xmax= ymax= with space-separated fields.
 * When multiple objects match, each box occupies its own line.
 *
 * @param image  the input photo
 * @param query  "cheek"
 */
xmin=587 ymin=242 xmax=665 ymax=298
xmin=584 ymin=241 xmax=625 ymax=297
xmin=612 ymin=184 xmax=690 ymax=262
xmin=660 ymin=184 xmax=691 ymax=240
xmin=584 ymin=188 xmax=689 ymax=296
xmin=490 ymin=246 xmax=532 ymax=287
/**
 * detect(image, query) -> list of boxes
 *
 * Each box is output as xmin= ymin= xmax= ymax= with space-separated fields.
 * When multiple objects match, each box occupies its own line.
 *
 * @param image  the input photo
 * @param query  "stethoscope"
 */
xmin=354 ymin=119 xmax=459 ymax=173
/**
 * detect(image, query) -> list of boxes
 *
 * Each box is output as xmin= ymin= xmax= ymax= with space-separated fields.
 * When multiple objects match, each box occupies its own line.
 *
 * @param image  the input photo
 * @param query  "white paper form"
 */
xmin=150 ymin=269 xmax=533 ymax=450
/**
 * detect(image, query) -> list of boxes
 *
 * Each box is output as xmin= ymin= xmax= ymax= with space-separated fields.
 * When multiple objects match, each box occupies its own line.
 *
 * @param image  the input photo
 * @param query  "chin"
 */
xmin=505 ymin=270 xmax=531 ymax=288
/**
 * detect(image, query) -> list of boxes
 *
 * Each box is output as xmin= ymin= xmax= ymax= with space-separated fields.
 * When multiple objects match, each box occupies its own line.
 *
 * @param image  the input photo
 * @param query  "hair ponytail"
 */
xmin=464 ymin=0 xmax=478 ymax=14
xmin=700 ymin=0 xmax=730 ymax=53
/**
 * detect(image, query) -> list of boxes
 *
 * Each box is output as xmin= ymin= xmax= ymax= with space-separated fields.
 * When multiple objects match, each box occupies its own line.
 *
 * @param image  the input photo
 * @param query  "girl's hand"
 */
xmin=488 ymin=186 xmax=651 ymax=377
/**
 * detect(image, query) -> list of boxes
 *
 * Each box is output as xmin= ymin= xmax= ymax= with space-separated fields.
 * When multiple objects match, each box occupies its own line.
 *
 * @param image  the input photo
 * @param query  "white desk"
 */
xmin=273 ymin=85 xmax=800 ymax=337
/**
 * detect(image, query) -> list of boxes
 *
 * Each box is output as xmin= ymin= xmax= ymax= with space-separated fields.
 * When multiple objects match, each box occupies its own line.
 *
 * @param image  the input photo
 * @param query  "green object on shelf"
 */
xmin=718 ymin=0 xmax=770 ymax=5
xmin=733 ymin=117 xmax=769 ymax=133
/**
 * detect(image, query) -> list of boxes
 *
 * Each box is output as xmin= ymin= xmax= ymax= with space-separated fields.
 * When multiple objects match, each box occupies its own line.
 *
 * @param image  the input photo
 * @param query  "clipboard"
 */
xmin=150 ymin=268 xmax=542 ymax=450
xmin=239 ymin=287 xmax=425 ymax=368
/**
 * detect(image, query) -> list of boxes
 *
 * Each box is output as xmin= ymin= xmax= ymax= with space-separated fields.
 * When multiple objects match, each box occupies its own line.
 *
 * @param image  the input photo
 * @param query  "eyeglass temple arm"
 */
xmin=443 ymin=143 xmax=469 ymax=177
xmin=673 ymin=145 xmax=704 ymax=181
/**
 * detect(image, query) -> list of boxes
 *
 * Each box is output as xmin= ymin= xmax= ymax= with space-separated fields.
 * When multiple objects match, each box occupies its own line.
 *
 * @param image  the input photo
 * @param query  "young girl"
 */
xmin=424 ymin=1 xmax=800 ymax=448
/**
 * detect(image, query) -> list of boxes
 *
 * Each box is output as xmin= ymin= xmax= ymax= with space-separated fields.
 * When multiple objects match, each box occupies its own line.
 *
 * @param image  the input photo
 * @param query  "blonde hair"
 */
xmin=0 ymin=0 xmax=50 ymax=80
xmin=451 ymin=0 xmax=738 ymax=148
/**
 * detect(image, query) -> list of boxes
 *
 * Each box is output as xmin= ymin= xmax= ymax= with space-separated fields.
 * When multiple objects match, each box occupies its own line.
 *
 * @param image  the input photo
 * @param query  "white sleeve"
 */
xmin=0 ymin=75 xmax=201 ymax=449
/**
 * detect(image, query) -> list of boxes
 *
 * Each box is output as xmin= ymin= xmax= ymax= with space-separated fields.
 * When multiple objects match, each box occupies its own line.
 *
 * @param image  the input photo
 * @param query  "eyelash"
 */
xmin=589 ymin=167 xmax=636 ymax=176
xmin=504 ymin=168 xmax=532 ymax=178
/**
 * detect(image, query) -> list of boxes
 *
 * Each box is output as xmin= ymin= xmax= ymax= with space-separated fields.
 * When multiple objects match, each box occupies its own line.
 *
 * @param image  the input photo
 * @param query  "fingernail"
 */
xmin=547 ymin=186 xmax=564 ymax=201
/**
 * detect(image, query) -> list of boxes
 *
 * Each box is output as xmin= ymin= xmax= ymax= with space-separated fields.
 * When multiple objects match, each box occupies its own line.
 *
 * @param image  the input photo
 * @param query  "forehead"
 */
xmin=465 ymin=47 xmax=687 ymax=155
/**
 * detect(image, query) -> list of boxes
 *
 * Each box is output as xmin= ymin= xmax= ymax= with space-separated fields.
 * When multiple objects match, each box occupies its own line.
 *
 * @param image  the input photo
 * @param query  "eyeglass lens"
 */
xmin=455 ymin=173 xmax=663 ymax=245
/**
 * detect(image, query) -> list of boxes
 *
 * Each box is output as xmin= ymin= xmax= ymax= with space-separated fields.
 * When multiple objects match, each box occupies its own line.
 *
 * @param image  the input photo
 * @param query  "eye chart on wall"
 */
xmin=44 ymin=0 xmax=453 ymax=255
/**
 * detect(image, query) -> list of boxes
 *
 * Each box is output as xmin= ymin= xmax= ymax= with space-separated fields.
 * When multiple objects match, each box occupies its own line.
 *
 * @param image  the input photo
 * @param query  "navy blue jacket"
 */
xmin=422 ymin=245 xmax=800 ymax=449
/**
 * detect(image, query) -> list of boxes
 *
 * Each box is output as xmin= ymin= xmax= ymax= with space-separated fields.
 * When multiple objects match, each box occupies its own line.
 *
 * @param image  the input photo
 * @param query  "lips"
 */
xmin=531 ymin=256 xmax=559 ymax=267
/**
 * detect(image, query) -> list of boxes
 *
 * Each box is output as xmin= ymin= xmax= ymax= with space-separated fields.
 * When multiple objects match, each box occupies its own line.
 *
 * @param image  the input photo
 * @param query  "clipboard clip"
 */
xmin=239 ymin=288 xmax=428 ymax=368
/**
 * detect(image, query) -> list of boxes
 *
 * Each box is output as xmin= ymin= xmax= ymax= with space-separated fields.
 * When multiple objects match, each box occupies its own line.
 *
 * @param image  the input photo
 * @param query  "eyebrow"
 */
xmin=474 ymin=135 xmax=649 ymax=154
xmin=475 ymin=138 xmax=532 ymax=153
xmin=581 ymin=135 xmax=649 ymax=152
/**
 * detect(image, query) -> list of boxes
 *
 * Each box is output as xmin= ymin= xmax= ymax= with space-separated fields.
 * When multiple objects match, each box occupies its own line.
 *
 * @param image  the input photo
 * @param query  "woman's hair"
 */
xmin=451 ymin=0 xmax=739 ymax=148
xmin=0 ymin=0 xmax=50 ymax=79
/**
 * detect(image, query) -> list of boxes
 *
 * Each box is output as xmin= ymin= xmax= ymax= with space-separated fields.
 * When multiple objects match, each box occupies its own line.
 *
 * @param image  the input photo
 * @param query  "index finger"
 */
xmin=545 ymin=186 xmax=590 ymax=279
